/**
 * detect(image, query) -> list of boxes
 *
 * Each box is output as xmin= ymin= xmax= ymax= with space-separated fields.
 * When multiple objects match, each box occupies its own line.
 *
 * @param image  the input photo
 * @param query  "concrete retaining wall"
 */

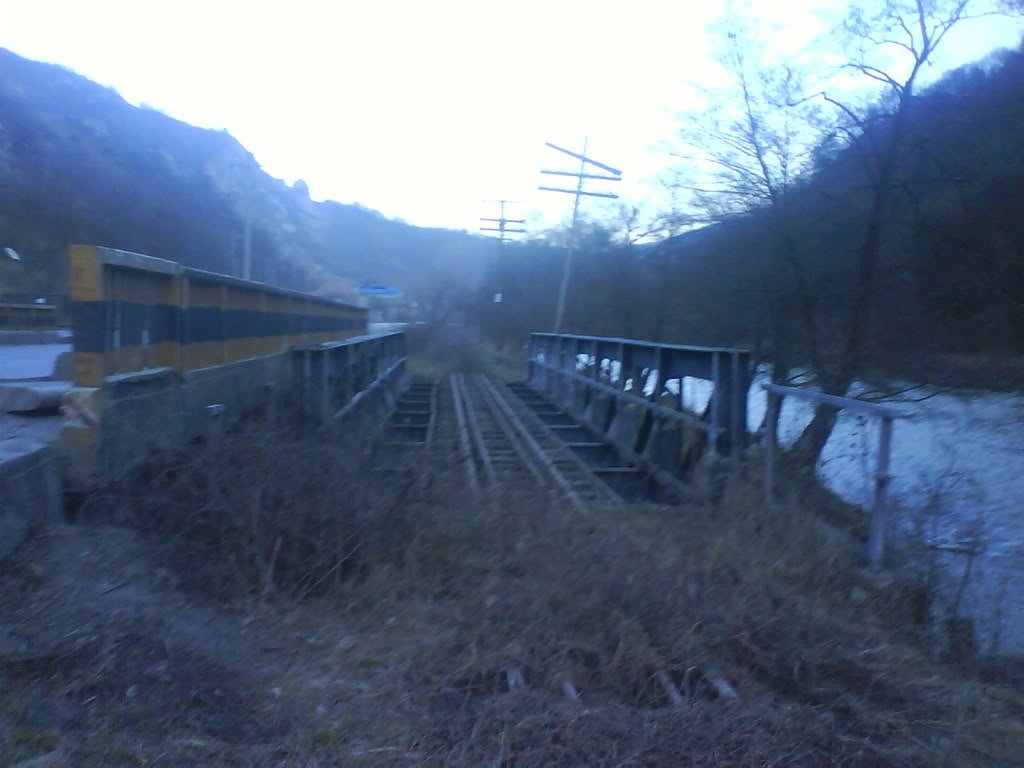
xmin=59 ymin=333 xmax=406 ymax=490
xmin=59 ymin=355 xmax=287 ymax=488
xmin=0 ymin=440 xmax=63 ymax=558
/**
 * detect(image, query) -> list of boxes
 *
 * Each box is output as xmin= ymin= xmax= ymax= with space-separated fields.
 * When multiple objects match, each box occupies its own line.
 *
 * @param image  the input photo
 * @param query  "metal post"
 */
xmin=763 ymin=391 xmax=780 ymax=506
xmin=264 ymin=382 xmax=276 ymax=426
xmin=649 ymin=349 xmax=665 ymax=403
xmin=868 ymin=416 xmax=894 ymax=569
xmin=730 ymin=351 xmax=742 ymax=457
xmin=710 ymin=352 xmax=721 ymax=453
xmin=320 ymin=350 xmax=330 ymax=424
xmin=242 ymin=215 xmax=252 ymax=280
xmin=303 ymin=349 xmax=313 ymax=425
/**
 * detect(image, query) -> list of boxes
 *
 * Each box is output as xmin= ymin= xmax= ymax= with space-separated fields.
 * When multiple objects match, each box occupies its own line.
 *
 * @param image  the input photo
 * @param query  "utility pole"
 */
xmin=480 ymin=200 xmax=525 ymax=349
xmin=242 ymin=215 xmax=252 ymax=281
xmin=480 ymin=198 xmax=526 ymax=297
xmin=539 ymin=140 xmax=621 ymax=333
xmin=480 ymin=199 xmax=526 ymax=245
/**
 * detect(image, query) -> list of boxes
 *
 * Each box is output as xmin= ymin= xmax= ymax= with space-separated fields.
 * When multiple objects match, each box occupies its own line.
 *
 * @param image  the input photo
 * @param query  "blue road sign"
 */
xmin=357 ymin=284 xmax=400 ymax=297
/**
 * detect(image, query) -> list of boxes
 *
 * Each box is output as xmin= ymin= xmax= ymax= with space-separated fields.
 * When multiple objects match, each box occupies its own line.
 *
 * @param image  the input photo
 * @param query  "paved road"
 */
xmin=0 ymin=344 xmax=71 ymax=381
xmin=0 ymin=344 xmax=69 ymax=446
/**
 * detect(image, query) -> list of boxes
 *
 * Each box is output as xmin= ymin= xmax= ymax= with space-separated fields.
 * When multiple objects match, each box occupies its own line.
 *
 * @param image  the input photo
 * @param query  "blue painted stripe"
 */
xmin=72 ymin=301 xmax=105 ymax=353
xmin=152 ymin=305 xmax=182 ymax=344
xmin=71 ymin=300 xmax=365 ymax=352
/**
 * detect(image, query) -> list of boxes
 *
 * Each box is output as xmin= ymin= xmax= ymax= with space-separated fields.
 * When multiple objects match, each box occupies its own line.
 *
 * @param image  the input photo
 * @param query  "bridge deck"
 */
xmin=373 ymin=374 xmax=661 ymax=507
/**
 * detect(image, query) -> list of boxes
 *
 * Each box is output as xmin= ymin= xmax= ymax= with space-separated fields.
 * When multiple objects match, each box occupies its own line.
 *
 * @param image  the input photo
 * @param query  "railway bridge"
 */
xmin=1 ymin=245 xmax=752 ymax=559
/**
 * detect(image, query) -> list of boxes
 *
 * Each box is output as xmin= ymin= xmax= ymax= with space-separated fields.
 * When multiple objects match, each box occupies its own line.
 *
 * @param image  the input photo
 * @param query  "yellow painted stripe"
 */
xmin=69 ymin=245 xmax=102 ymax=301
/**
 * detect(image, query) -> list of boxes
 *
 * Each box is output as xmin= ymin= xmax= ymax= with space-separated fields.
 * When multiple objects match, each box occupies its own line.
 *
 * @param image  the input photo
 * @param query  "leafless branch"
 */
xmin=847 ymin=63 xmax=906 ymax=93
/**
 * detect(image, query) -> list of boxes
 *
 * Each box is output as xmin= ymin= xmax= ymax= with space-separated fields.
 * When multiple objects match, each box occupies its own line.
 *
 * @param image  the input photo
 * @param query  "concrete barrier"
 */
xmin=59 ymin=332 xmax=407 ymax=490
xmin=0 ymin=439 xmax=63 ymax=558
xmin=53 ymin=245 xmax=378 ymax=489
xmin=0 ymin=381 xmax=69 ymax=413
xmin=1 ymin=247 xmax=403 ymax=557
xmin=68 ymin=245 xmax=366 ymax=387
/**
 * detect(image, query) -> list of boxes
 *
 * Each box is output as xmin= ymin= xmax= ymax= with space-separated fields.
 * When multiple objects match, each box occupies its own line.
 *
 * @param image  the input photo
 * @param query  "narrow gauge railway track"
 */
xmin=449 ymin=373 xmax=622 ymax=511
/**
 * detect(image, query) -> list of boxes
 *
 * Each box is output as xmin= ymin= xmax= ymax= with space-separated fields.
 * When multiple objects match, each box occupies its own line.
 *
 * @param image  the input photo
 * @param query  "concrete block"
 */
xmin=644 ymin=417 xmax=682 ymax=475
xmin=607 ymin=402 xmax=645 ymax=457
xmin=583 ymin=392 xmax=613 ymax=435
xmin=0 ymin=439 xmax=64 ymax=559
xmin=568 ymin=380 xmax=590 ymax=419
xmin=59 ymin=369 xmax=186 ymax=488
xmin=103 ymin=369 xmax=187 ymax=478
xmin=185 ymin=355 xmax=288 ymax=438
xmin=51 ymin=351 xmax=73 ymax=381
xmin=0 ymin=381 xmax=70 ymax=413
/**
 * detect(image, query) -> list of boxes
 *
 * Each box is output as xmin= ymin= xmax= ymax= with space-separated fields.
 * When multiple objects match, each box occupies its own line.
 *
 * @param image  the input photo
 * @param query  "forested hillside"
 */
xmin=480 ymin=43 xmax=1024 ymax=389
xmin=0 ymin=48 xmax=486 ymax=303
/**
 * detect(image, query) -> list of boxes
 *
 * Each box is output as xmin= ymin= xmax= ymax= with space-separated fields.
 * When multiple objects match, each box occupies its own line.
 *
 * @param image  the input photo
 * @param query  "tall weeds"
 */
xmin=93 ymin=425 xmax=1024 ymax=766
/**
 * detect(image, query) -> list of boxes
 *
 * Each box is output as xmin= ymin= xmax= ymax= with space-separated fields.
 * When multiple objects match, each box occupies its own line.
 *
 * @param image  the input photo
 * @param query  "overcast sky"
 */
xmin=3 ymin=1 xmax=1021 ymax=233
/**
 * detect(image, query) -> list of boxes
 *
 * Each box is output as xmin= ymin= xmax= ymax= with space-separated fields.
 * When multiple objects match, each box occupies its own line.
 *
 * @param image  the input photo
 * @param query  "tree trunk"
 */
xmin=790 ymin=73 xmax=920 ymax=467
xmin=790 ymin=402 xmax=842 ymax=466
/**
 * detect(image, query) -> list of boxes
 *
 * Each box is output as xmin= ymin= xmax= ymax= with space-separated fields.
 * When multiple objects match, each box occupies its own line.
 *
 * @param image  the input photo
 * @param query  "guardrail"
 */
xmin=0 ymin=302 xmax=57 ymax=330
xmin=69 ymin=245 xmax=366 ymax=387
xmin=761 ymin=383 xmax=908 ymax=569
xmin=527 ymin=334 xmax=751 ymax=490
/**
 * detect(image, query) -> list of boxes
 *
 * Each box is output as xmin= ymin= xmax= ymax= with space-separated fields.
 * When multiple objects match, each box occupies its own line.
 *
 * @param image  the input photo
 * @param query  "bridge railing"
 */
xmin=68 ymin=245 xmax=366 ymax=387
xmin=527 ymin=333 xmax=751 ymax=485
xmin=762 ymin=383 xmax=908 ymax=569
xmin=292 ymin=331 xmax=407 ymax=431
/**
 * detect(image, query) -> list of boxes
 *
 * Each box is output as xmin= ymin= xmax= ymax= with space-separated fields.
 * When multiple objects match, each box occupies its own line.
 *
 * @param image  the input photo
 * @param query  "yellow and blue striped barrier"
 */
xmin=69 ymin=245 xmax=366 ymax=386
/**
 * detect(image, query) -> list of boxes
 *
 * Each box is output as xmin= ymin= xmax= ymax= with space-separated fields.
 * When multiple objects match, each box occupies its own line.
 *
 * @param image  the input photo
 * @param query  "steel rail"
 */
xmin=493 ymin=379 xmax=623 ymax=508
xmin=454 ymin=374 xmax=499 ymax=489
xmin=449 ymin=374 xmax=480 ymax=494
xmin=476 ymin=374 xmax=589 ymax=512
xmin=473 ymin=374 xmax=548 ymax=488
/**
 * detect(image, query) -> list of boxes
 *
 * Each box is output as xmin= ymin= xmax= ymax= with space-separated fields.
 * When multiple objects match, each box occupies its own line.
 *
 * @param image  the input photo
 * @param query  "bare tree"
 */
xmin=792 ymin=0 xmax=1020 ymax=462
xmin=669 ymin=11 xmax=827 ymax=434
xmin=670 ymin=0 xmax=1019 ymax=464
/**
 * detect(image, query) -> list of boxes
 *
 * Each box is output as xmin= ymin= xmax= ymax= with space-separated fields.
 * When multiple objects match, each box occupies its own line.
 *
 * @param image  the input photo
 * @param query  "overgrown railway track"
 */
xmin=449 ymin=373 xmax=624 ymax=510
xmin=374 ymin=373 xmax=648 ymax=507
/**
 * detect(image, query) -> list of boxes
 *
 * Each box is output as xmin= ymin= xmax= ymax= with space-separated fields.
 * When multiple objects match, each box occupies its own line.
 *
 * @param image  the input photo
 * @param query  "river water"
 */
xmin=551 ymin=355 xmax=1022 ymax=653
xmin=688 ymin=371 xmax=1024 ymax=656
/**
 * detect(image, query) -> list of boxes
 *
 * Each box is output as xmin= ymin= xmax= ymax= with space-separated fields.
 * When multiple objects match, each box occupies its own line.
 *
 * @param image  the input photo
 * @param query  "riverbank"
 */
xmin=865 ymin=353 xmax=1024 ymax=393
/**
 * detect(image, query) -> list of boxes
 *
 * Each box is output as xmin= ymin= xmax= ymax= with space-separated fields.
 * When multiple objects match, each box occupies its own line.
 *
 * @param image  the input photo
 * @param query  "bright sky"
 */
xmin=3 ymin=0 xmax=1021 ymax=233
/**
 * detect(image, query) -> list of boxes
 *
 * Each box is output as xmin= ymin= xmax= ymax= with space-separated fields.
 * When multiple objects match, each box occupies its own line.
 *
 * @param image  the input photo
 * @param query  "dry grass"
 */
xmin=3 ymin=422 xmax=1024 ymax=767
